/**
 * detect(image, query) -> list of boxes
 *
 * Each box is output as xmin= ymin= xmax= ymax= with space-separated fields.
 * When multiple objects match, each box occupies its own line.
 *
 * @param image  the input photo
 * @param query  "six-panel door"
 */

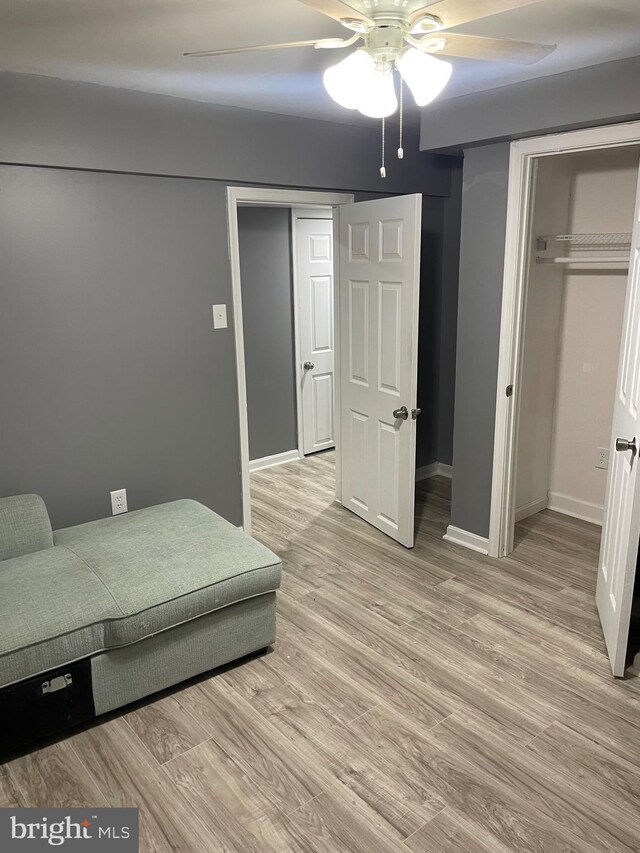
xmin=297 ymin=217 xmax=336 ymax=455
xmin=338 ymin=195 xmax=422 ymax=548
xmin=597 ymin=166 xmax=640 ymax=676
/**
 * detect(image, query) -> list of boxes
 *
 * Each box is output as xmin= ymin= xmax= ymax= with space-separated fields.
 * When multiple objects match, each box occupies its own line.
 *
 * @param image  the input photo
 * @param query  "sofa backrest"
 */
xmin=0 ymin=495 xmax=54 ymax=561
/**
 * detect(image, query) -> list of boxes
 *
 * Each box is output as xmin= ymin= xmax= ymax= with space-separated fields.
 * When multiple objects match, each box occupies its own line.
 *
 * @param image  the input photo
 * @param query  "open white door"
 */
xmin=338 ymin=194 xmax=422 ymax=548
xmin=597 ymin=167 xmax=640 ymax=677
xmin=296 ymin=216 xmax=335 ymax=455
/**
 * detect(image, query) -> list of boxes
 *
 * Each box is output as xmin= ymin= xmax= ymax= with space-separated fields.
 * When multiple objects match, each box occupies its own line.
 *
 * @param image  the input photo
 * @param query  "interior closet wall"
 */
xmin=515 ymin=157 xmax=573 ymax=519
xmin=516 ymin=147 xmax=640 ymax=525
xmin=548 ymin=148 xmax=639 ymax=522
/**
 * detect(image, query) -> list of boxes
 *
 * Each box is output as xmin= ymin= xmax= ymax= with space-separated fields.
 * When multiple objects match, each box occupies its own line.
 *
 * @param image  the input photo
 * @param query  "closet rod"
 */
xmin=536 ymin=256 xmax=629 ymax=266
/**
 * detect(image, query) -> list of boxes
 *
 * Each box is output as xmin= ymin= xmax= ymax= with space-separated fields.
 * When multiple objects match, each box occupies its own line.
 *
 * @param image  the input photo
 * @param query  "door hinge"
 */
xmin=506 ymin=384 xmax=514 ymax=398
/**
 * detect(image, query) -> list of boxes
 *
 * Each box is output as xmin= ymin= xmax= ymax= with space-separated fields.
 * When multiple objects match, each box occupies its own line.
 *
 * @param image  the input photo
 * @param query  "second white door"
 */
xmin=338 ymin=194 xmax=422 ymax=548
xmin=295 ymin=214 xmax=336 ymax=455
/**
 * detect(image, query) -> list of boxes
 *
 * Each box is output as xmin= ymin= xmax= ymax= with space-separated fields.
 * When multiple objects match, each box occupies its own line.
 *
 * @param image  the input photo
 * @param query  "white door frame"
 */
xmin=226 ymin=187 xmax=354 ymax=533
xmin=488 ymin=120 xmax=640 ymax=559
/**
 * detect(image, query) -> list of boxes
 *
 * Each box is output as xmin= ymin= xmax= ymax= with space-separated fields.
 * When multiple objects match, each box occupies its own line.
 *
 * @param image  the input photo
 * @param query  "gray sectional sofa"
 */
xmin=0 ymin=494 xmax=281 ymax=752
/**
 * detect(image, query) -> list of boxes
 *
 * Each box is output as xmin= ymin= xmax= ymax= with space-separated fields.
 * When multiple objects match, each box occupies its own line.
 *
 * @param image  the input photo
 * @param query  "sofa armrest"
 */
xmin=0 ymin=494 xmax=54 ymax=561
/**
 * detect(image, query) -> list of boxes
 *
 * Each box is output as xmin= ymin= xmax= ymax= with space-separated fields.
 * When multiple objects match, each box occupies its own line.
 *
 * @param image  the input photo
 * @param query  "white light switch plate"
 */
xmin=212 ymin=304 xmax=228 ymax=329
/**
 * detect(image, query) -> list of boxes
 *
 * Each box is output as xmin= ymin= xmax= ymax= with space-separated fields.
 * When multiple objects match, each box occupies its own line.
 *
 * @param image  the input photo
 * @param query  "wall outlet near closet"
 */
xmin=110 ymin=488 xmax=128 ymax=515
xmin=595 ymin=447 xmax=610 ymax=470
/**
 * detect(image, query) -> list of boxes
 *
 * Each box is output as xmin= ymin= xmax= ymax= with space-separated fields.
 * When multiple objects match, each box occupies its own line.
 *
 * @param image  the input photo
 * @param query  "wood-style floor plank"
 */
xmin=69 ymin=717 xmax=215 ymax=852
xmin=0 ymin=763 xmax=24 ymax=808
xmin=526 ymin=721 xmax=640 ymax=819
xmin=405 ymin=808 xmax=512 ymax=853
xmin=181 ymin=677 xmax=335 ymax=816
xmin=2 ymin=451 xmax=639 ymax=853
xmin=163 ymin=736 xmax=292 ymax=853
xmin=279 ymin=782 xmax=409 ymax=853
xmin=124 ymin=692 xmax=211 ymax=765
xmin=5 ymin=740 xmax=107 ymax=809
xmin=428 ymin=711 xmax=640 ymax=852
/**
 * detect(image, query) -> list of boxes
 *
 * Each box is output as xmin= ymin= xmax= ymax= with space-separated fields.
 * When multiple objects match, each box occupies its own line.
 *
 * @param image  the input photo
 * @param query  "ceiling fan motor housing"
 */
xmin=366 ymin=22 xmax=406 ymax=67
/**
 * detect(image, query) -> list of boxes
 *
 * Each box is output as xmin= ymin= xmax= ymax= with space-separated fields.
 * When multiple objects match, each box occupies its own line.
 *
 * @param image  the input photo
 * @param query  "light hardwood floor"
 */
xmin=3 ymin=451 xmax=640 ymax=851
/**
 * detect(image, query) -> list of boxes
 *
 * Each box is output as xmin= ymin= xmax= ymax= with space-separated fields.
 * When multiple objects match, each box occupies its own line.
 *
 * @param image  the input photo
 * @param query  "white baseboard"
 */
xmin=515 ymin=496 xmax=549 ymax=522
xmin=416 ymin=462 xmax=453 ymax=482
xmin=547 ymin=491 xmax=603 ymax=526
xmin=249 ymin=449 xmax=300 ymax=473
xmin=443 ymin=525 xmax=490 ymax=555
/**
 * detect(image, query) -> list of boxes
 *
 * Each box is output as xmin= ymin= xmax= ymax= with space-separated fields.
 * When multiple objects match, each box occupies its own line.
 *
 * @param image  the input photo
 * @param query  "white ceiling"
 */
xmin=1 ymin=0 xmax=640 ymax=129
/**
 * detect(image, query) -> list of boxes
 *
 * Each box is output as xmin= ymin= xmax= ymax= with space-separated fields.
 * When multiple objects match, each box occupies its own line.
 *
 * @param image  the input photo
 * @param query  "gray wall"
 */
xmin=415 ymin=168 xmax=463 ymax=470
xmin=449 ymin=143 xmax=511 ymax=538
xmin=416 ymin=198 xmax=445 ymax=469
xmin=0 ymin=72 xmax=461 ymax=529
xmin=425 ymin=55 xmax=640 ymax=538
xmin=0 ymin=72 xmax=452 ymax=198
xmin=420 ymin=55 xmax=640 ymax=153
xmin=437 ymin=159 xmax=463 ymax=467
xmin=0 ymin=166 xmax=240 ymax=530
xmin=238 ymin=207 xmax=297 ymax=461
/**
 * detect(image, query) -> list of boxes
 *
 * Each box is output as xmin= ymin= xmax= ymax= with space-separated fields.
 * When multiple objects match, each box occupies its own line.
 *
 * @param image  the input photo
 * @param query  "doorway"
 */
xmin=237 ymin=205 xmax=336 ymax=473
xmin=226 ymin=187 xmax=353 ymax=536
xmin=228 ymin=188 xmax=444 ymax=550
xmin=514 ymin=146 xmax=639 ymax=533
xmin=489 ymin=121 xmax=640 ymax=675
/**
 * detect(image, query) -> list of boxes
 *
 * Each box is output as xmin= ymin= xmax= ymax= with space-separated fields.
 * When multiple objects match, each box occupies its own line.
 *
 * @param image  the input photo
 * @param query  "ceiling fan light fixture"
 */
xmin=396 ymin=48 xmax=452 ymax=107
xmin=323 ymin=48 xmax=376 ymax=110
xmin=356 ymin=67 xmax=398 ymax=119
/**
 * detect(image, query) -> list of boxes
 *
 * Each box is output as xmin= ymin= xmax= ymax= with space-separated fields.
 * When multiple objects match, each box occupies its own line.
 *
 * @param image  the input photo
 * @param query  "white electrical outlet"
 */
xmin=595 ymin=447 xmax=610 ymax=470
xmin=110 ymin=488 xmax=128 ymax=515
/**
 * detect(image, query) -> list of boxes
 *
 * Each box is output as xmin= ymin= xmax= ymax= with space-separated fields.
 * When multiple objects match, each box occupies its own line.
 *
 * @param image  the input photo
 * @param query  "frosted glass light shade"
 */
xmin=356 ymin=70 xmax=398 ymax=118
xmin=323 ymin=49 xmax=376 ymax=110
xmin=396 ymin=48 xmax=452 ymax=107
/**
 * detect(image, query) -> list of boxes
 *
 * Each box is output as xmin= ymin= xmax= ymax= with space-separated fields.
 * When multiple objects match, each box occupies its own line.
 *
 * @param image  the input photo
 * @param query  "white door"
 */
xmin=339 ymin=194 xmax=422 ymax=548
xmin=295 ymin=215 xmax=335 ymax=455
xmin=597 ymin=167 xmax=640 ymax=677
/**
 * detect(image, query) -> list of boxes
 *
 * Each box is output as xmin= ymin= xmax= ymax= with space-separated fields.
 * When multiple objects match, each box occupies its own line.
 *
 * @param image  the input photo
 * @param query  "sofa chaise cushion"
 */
xmin=0 ymin=499 xmax=281 ymax=688
xmin=0 ymin=547 xmax=120 ymax=688
xmin=54 ymin=499 xmax=281 ymax=647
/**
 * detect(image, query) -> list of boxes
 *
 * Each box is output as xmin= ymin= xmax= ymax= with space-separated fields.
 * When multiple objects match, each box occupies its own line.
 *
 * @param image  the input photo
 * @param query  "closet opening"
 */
xmin=514 ymin=145 xmax=640 ymax=553
xmin=490 ymin=127 xmax=640 ymax=676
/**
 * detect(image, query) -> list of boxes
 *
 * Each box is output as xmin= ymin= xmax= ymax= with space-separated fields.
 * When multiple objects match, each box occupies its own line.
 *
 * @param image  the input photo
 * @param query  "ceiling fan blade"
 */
xmin=434 ymin=32 xmax=555 ymax=64
xmin=184 ymin=39 xmax=324 ymax=58
xmin=411 ymin=0 xmax=543 ymax=29
xmin=298 ymin=0 xmax=375 ymax=27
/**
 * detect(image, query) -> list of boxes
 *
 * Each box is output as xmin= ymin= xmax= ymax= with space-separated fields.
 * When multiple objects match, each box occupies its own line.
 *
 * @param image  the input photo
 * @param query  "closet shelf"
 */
xmin=535 ymin=233 xmax=632 ymax=268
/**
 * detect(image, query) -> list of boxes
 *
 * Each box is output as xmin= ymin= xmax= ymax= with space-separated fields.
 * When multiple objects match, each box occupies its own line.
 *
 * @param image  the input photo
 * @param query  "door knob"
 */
xmin=303 ymin=361 xmax=315 ymax=370
xmin=393 ymin=406 xmax=409 ymax=420
xmin=616 ymin=437 xmax=637 ymax=454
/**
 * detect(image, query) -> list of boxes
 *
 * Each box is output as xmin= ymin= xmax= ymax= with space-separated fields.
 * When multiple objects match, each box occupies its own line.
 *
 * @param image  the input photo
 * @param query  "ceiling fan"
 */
xmin=185 ymin=0 xmax=556 ymax=119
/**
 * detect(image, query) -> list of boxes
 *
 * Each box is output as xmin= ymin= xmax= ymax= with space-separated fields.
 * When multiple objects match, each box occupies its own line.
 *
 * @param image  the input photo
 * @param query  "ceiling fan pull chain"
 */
xmin=398 ymin=78 xmax=404 ymax=160
xmin=380 ymin=116 xmax=386 ymax=179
